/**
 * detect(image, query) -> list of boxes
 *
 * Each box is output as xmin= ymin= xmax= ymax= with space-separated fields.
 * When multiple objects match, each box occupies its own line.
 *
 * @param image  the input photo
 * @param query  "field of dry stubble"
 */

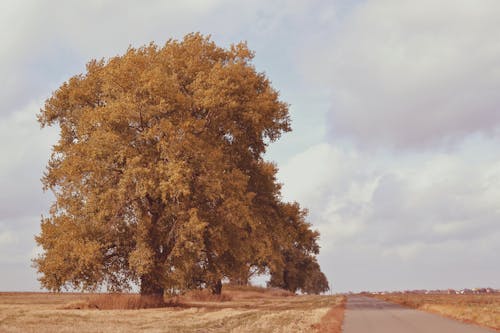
xmin=0 ymin=287 xmax=345 ymax=333
xmin=372 ymin=293 xmax=500 ymax=331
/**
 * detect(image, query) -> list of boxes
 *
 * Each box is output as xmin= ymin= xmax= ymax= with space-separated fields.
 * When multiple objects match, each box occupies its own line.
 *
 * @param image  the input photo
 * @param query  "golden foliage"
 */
xmin=34 ymin=33 xmax=324 ymax=295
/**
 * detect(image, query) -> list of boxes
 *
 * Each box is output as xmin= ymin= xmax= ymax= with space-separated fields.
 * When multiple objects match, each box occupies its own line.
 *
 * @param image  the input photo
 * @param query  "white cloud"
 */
xmin=0 ymin=101 xmax=57 ymax=219
xmin=0 ymin=230 xmax=17 ymax=246
xmin=278 ymin=137 xmax=500 ymax=290
xmin=284 ymin=1 xmax=500 ymax=290
xmin=0 ymin=216 xmax=43 ymax=265
xmin=1 ymin=0 xmax=219 ymax=113
xmin=304 ymin=0 xmax=500 ymax=149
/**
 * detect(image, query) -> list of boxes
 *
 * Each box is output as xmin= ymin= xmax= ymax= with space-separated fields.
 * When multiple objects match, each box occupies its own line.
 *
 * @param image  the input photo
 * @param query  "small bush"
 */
xmin=223 ymin=284 xmax=295 ymax=299
xmin=90 ymin=293 xmax=168 ymax=309
xmin=225 ymin=284 xmax=294 ymax=296
xmin=183 ymin=289 xmax=233 ymax=302
xmin=62 ymin=293 xmax=168 ymax=310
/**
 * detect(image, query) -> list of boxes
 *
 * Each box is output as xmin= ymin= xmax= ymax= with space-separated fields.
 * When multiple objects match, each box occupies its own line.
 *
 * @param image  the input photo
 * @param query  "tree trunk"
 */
xmin=211 ymin=279 xmax=222 ymax=295
xmin=140 ymin=197 xmax=166 ymax=299
xmin=140 ymin=274 xmax=164 ymax=297
xmin=283 ymin=269 xmax=290 ymax=291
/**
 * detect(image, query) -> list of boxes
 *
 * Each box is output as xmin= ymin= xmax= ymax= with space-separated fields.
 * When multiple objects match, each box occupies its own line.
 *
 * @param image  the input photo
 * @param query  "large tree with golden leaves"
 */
xmin=35 ymin=33 xmax=325 ymax=296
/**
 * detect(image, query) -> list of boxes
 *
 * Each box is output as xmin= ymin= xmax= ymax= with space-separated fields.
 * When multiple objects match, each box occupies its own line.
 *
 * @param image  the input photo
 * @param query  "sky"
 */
xmin=1 ymin=0 xmax=499 ymax=293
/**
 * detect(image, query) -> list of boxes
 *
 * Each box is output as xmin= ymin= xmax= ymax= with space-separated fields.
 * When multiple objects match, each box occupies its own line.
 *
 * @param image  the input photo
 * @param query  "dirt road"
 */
xmin=343 ymin=296 xmax=496 ymax=333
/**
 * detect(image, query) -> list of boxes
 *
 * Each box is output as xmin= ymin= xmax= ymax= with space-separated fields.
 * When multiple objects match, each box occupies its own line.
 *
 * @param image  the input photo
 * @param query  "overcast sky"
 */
xmin=1 ymin=0 xmax=499 ymax=292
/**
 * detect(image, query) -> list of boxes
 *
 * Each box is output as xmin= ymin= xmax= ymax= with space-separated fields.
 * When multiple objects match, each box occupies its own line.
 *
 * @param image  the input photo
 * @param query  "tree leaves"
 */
xmin=34 ymin=33 xmax=326 ymax=295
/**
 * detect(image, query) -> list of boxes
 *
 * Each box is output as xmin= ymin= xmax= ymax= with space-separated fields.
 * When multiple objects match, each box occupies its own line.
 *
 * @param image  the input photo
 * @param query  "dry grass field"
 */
xmin=372 ymin=293 xmax=500 ymax=331
xmin=0 ymin=287 xmax=345 ymax=333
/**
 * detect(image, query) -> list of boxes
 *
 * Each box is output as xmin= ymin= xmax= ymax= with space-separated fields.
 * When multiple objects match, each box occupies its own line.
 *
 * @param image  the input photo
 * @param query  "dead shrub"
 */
xmin=223 ymin=285 xmax=294 ymax=300
xmin=183 ymin=289 xmax=233 ymax=302
xmin=89 ymin=293 xmax=168 ymax=309
xmin=62 ymin=293 xmax=169 ymax=310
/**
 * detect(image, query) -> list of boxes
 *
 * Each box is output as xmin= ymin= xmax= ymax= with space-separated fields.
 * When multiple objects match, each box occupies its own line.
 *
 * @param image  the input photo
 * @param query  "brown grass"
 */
xmin=372 ymin=293 xmax=500 ymax=331
xmin=0 ymin=289 xmax=344 ymax=333
xmin=60 ymin=286 xmax=291 ymax=310
xmin=62 ymin=293 xmax=168 ymax=310
xmin=180 ymin=289 xmax=233 ymax=302
xmin=312 ymin=296 xmax=346 ymax=333
xmin=221 ymin=285 xmax=295 ymax=299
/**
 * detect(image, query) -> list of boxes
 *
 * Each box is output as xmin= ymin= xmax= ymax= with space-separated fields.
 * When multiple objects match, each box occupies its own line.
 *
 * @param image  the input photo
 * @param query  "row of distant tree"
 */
xmin=361 ymin=288 xmax=498 ymax=295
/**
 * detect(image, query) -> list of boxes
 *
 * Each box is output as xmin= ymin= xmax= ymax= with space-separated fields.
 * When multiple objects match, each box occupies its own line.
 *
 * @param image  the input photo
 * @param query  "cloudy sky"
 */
xmin=1 ymin=0 xmax=499 ymax=292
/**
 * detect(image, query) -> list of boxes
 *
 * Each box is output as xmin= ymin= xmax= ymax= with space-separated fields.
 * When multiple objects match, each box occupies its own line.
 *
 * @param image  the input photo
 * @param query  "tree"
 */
xmin=267 ymin=203 xmax=330 ymax=294
xmin=268 ymin=249 xmax=330 ymax=294
xmin=302 ymin=265 xmax=330 ymax=294
xmin=34 ymin=33 xmax=325 ymax=296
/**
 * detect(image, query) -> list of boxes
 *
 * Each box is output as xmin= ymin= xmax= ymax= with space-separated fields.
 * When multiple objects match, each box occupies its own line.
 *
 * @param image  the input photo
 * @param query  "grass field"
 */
xmin=372 ymin=293 xmax=500 ymax=331
xmin=0 ymin=287 xmax=345 ymax=333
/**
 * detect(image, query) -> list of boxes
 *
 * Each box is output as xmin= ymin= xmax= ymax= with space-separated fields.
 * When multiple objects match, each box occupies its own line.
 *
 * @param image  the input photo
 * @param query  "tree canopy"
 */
xmin=35 ymin=33 xmax=328 ymax=296
xmin=267 ymin=203 xmax=330 ymax=294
